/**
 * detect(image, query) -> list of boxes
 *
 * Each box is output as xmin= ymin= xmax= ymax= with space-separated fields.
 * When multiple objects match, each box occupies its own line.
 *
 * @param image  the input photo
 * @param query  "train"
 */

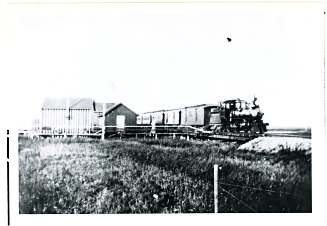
xmin=137 ymin=97 xmax=269 ymax=136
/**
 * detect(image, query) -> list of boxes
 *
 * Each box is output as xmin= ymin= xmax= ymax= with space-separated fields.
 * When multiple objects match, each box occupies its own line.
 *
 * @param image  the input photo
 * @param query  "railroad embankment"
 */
xmin=238 ymin=137 xmax=311 ymax=154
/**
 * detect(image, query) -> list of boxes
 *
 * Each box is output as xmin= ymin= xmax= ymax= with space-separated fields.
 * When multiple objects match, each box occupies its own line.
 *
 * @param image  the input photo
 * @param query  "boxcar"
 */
xmin=141 ymin=114 xmax=152 ymax=125
xmin=165 ymin=109 xmax=182 ymax=125
xmin=152 ymin=112 xmax=165 ymax=125
xmin=180 ymin=104 xmax=219 ymax=127
xmin=136 ymin=115 xmax=143 ymax=125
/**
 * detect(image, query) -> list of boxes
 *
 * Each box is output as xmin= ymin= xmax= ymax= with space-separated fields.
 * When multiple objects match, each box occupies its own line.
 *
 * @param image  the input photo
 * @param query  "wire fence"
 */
xmin=19 ymin=125 xmax=194 ymax=136
xmin=218 ymin=184 xmax=258 ymax=213
xmin=218 ymin=182 xmax=299 ymax=196
xmin=81 ymin=171 xmax=300 ymax=213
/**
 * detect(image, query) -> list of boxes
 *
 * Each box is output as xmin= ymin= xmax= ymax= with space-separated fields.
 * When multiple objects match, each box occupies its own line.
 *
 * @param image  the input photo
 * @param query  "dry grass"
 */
xmin=19 ymin=136 xmax=311 ymax=213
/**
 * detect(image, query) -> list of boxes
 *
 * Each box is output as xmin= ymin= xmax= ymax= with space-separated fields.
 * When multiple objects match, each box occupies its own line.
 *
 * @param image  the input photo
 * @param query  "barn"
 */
xmin=41 ymin=98 xmax=97 ymax=134
xmin=93 ymin=103 xmax=116 ymax=126
xmin=98 ymin=103 xmax=138 ymax=134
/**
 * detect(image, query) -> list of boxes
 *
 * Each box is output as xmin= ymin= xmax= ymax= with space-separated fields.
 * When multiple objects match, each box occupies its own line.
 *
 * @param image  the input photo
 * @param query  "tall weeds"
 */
xmin=19 ymin=137 xmax=311 ymax=213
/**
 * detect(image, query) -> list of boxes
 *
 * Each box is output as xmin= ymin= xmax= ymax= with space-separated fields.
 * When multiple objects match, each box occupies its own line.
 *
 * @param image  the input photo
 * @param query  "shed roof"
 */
xmin=41 ymin=98 xmax=94 ymax=110
xmin=98 ymin=103 xmax=138 ymax=117
xmin=94 ymin=103 xmax=116 ymax=112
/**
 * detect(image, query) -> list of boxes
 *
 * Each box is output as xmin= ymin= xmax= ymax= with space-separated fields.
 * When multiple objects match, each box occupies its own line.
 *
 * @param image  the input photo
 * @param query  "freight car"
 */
xmin=165 ymin=108 xmax=182 ymax=125
xmin=181 ymin=105 xmax=219 ymax=126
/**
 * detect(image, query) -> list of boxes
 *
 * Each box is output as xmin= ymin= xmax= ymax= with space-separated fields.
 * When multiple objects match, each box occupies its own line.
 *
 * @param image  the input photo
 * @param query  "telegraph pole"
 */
xmin=102 ymin=102 xmax=105 ymax=140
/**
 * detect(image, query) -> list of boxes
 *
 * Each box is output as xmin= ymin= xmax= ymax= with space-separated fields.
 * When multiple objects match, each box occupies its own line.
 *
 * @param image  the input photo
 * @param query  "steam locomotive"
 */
xmin=137 ymin=97 xmax=269 ymax=136
xmin=203 ymin=97 xmax=269 ymax=134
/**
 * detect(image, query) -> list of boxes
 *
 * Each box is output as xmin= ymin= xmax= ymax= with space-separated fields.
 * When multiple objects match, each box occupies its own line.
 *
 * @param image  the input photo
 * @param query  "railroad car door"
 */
xmin=187 ymin=109 xmax=196 ymax=125
xmin=169 ymin=111 xmax=173 ymax=124
xmin=197 ymin=108 xmax=205 ymax=125
xmin=195 ymin=108 xmax=197 ymax=125
xmin=173 ymin=112 xmax=176 ymax=124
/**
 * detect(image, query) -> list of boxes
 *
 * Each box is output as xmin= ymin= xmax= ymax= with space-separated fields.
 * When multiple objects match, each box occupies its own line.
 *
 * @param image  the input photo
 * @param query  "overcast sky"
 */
xmin=5 ymin=3 xmax=324 ymax=128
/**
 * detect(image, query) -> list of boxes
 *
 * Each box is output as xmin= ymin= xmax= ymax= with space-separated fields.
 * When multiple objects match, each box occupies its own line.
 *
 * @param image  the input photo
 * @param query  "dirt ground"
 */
xmin=238 ymin=137 xmax=311 ymax=153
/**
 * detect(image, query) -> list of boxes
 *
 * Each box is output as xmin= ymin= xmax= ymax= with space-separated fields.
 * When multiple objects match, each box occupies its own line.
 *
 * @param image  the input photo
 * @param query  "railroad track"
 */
xmin=193 ymin=131 xmax=311 ymax=141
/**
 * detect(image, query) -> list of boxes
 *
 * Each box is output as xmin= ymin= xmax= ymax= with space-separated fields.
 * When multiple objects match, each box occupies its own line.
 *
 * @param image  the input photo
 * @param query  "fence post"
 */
xmin=187 ymin=126 xmax=189 ymax=140
xmin=65 ymin=99 xmax=68 ymax=138
xmin=214 ymin=164 xmax=219 ymax=213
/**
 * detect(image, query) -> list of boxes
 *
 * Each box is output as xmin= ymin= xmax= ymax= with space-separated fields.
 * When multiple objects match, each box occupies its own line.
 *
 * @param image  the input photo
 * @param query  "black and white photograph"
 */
xmin=1 ymin=1 xmax=326 ymax=225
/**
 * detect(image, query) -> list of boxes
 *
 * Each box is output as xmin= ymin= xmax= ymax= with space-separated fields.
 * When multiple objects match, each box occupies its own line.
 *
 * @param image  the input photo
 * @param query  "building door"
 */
xmin=99 ymin=116 xmax=104 ymax=127
xmin=116 ymin=115 xmax=125 ymax=131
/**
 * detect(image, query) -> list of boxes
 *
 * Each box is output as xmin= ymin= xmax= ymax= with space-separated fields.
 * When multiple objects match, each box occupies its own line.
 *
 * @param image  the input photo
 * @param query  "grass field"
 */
xmin=19 ymin=136 xmax=311 ymax=213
